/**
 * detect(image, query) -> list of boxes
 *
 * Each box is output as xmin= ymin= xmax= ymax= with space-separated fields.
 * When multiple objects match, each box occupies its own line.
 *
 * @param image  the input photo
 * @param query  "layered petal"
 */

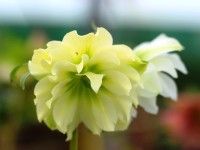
xmin=28 ymin=27 xmax=186 ymax=141
xmin=134 ymin=34 xmax=184 ymax=61
xmin=28 ymin=49 xmax=52 ymax=79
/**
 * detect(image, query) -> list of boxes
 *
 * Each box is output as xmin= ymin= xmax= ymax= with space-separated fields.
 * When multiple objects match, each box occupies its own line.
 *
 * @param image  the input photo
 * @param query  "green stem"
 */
xmin=70 ymin=129 xmax=78 ymax=150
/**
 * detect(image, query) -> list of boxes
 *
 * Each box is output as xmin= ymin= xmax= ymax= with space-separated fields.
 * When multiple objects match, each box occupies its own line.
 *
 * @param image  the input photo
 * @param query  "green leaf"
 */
xmin=20 ymin=72 xmax=31 ymax=90
xmin=10 ymin=63 xmax=27 ymax=83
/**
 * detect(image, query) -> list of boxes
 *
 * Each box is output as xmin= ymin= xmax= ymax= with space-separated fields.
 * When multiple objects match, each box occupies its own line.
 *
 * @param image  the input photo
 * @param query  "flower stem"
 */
xmin=70 ymin=129 xmax=78 ymax=150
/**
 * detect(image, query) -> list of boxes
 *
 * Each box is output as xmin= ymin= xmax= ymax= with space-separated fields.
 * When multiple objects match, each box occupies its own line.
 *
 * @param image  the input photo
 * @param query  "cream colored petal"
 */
xmin=129 ymin=87 xmax=139 ymax=106
xmin=76 ymin=54 xmax=89 ymax=73
xmin=159 ymin=73 xmax=177 ymax=100
xmin=100 ymin=88 xmax=132 ymax=122
xmin=81 ymin=72 xmax=104 ymax=93
xmin=34 ymin=77 xmax=56 ymax=121
xmin=88 ymin=51 xmax=120 ymax=72
xmin=28 ymin=49 xmax=52 ymax=79
xmin=115 ymin=116 xmax=131 ymax=131
xmin=91 ymin=92 xmax=115 ymax=131
xmin=65 ymin=112 xmax=80 ymax=141
xmin=47 ymin=41 xmax=74 ymax=62
xmin=117 ymin=65 xmax=140 ymax=84
xmin=89 ymin=27 xmax=113 ymax=55
xmin=46 ymin=79 xmax=72 ymax=108
xmin=63 ymin=30 xmax=93 ymax=55
xmin=107 ymin=45 xmax=136 ymax=63
xmin=97 ymin=90 xmax=118 ymax=124
xmin=102 ymin=70 xmax=132 ymax=96
xmin=51 ymin=60 xmax=76 ymax=81
xmin=53 ymin=91 xmax=78 ymax=132
xmin=134 ymin=34 xmax=184 ymax=61
xmin=79 ymin=88 xmax=101 ymax=135
xmin=44 ymin=112 xmax=57 ymax=130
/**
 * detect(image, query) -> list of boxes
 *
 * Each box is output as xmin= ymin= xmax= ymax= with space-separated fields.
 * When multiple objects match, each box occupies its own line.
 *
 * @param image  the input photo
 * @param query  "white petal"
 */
xmin=141 ymin=65 xmax=163 ymax=94
xmin=151 ymin=55 xmax=178 ymax=78
xmin=167 ymin=54 xmax=188 ymax=74
xmin=134 ymin=34 xmax=184 ymax=61
xmin=159 ymin=73 xmax=177 ymax=100
xmin=138 ymin=95 xmax=158 ymax=114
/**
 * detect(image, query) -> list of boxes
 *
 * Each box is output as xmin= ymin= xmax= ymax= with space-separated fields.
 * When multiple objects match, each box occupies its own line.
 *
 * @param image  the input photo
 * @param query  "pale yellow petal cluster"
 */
xmin=28 ymin=28 xmax=186 ymax=140
xmin=28 ymin=28 xmax=143 ymax=140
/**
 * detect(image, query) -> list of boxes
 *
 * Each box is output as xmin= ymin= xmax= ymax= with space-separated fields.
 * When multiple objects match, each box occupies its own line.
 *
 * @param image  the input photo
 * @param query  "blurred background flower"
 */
xmin=160 ymin=94 xmax=200 ymax=150
xmin=0 ymin=0 xmax=199 ymax=150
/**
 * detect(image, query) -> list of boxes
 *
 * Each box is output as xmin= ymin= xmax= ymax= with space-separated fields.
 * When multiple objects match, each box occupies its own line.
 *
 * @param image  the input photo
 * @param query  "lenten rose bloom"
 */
xmin=28 ymin=28 xmax=143 ymax=140
xmin=133 ymin=34 xmax=187 ymax=114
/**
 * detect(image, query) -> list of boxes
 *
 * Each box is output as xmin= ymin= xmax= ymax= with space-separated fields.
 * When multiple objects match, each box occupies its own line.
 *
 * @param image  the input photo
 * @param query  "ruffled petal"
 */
xmin=89 ymin=27 xmax=113 ymax=55
xmin=63 ymin=30 xmax=93 ymax=55
xmin=34 ymin=77 xmax=56 ymax=121
xmin=134 ymin=34 xmax=184 ymax=61
xmin=47 ymin=41 xmax=74 ymax=62
xmin=28 ymin=49 xmax=52 ymax=79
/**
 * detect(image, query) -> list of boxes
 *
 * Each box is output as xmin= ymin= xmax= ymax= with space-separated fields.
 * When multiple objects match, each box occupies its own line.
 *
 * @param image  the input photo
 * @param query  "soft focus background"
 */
xmin=0 ymin=0 xmax=200 ymax=150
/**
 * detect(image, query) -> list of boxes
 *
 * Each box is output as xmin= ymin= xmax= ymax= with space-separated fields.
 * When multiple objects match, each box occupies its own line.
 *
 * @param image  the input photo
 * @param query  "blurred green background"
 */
xmin=0 ymin=0 xmax=200 ymax=150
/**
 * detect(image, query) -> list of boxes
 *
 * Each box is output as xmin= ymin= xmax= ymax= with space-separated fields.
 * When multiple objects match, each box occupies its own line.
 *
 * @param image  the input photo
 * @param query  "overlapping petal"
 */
xmin=28 ymin=28 xmax=187 ymax=140
xmin=133 ymin=34 xmax=187 ymax=115
xmin=28 ymin=27 xmax=140 ymax=140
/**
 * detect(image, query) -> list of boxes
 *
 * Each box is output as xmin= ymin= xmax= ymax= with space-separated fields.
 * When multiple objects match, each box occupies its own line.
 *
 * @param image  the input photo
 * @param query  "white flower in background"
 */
xmin=133 ymin=34 xmax=188 ymax=114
